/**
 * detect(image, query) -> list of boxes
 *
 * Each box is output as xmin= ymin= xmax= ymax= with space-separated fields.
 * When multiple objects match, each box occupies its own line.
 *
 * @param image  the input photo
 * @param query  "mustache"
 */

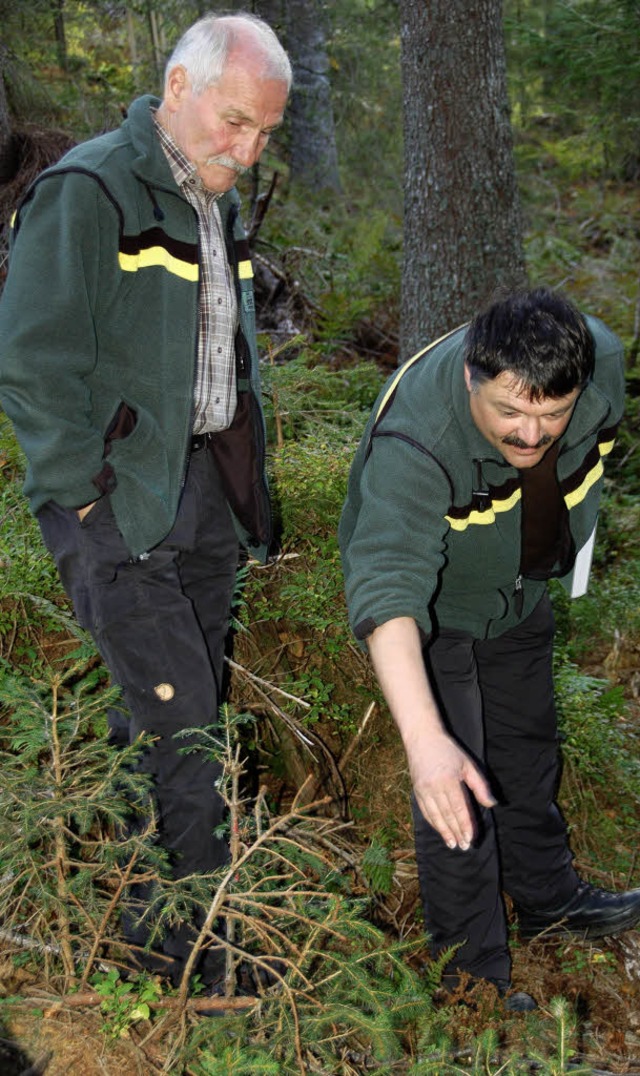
xmin=502 ymin=434 xmax=553 ymax=450
xmin=203 ymin=154 xmax=248 ymax=174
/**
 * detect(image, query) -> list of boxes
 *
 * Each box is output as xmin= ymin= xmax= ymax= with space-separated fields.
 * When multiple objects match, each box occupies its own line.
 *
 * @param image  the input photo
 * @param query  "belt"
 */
xmin=190 ymin=433 xmax=210 ymax=452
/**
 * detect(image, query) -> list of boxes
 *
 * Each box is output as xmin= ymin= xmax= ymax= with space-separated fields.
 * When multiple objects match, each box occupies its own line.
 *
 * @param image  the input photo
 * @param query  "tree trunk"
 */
xmin=248 ymin=0 xmax=285 ymax=28
xmin=0 ymin=51 xmax=11 ymax=148
xmin=285 ymin=0 xmax=342 ymax=193
xmin=126 ymin=6 xmax=140 ymax=94
xmin=51 ymin=0 xmax=68 ymax=72
xmin=399 ymin=0 xmax=526 ymax=360
xmin=146 ymin=3 xmax=165 ymax=89
xmin=0 ymin=46 xmax=16 ymax=186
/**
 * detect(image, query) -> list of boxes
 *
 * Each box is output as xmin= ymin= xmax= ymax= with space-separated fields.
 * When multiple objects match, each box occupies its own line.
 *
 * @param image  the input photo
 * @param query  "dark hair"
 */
xmin=464 ymin=287 xmax=595 ymax=400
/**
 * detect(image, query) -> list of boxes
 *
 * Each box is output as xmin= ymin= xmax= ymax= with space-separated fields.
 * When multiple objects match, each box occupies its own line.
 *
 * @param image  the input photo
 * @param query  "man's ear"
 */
xmin=164 ymin=65 xmax=189 ymax=111
xmin=463 ymin=363 xmax=473 ymax=393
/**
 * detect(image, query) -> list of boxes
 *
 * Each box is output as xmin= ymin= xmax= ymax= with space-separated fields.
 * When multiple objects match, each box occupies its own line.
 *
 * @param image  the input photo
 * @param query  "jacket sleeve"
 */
xmin=0 ymin=170 xmax=118 ymax=510
xmin=339 ymin=430 xmax=451 ymax=642
xmin=589 ymin=316 xmax=626 ymax=423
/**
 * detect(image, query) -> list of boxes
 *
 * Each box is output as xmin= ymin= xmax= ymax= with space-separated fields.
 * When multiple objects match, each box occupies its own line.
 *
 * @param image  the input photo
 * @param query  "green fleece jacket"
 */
xmin=0 ymin=95 xmax=271 ymax=559
xmin=339 ymin=315 xmax=625 ymax=643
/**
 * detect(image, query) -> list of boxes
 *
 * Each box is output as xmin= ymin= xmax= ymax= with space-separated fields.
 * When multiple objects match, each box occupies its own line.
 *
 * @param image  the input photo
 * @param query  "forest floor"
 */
xmin=1 ymin=161 xmax=639 ymax=1070
xmin=1 ymin=629 xmax=639 ymax=1076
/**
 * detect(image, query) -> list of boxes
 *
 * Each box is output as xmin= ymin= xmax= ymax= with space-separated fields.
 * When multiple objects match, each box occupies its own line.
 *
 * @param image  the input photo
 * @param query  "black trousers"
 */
xmin=37 ymin=442 xmax=239 ymax=978
xmin=412 ymin=594 xmax=579 ymax=981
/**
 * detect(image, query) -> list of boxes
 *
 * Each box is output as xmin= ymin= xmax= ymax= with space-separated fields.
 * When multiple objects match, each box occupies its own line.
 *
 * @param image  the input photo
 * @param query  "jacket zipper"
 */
xmin=225 ymin=204 xmax=272 ymax=548
xmin=513 ymin=573 xmax=524 ymax=617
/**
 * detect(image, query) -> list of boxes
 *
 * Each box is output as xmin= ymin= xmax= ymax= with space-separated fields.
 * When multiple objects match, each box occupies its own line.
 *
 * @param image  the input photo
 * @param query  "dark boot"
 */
xmin=489 ymin=977 xmax=537 ymax=1013
xmin=516 ymin=881 xmax=640 ymax=940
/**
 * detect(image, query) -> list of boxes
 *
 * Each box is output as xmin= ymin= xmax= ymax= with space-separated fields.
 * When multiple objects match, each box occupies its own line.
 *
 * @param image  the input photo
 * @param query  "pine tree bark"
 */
xmin=399 ymin=0 xmax=526 ymax=359
xmin=285 ymin=0 xmax=341 ymax=193
xmin=0 ymin=47 xmax=16 ymax=185
xmin=51 ymin=0 xmax=68 ymax=72
xmin=0 ymin=53 xmax=10 ymax=147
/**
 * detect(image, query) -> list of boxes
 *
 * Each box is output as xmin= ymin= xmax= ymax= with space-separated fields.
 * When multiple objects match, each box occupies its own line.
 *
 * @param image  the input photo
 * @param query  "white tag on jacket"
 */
xmin=570 ymin=523 xmax=597 ymax=598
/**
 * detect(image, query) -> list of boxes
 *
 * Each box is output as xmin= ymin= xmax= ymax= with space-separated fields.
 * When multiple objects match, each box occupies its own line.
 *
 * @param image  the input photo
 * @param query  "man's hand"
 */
xmin=408 ymin=729 xmax=495 ymax=851
xmin=367 ymin=616 xmax=496 ymax=851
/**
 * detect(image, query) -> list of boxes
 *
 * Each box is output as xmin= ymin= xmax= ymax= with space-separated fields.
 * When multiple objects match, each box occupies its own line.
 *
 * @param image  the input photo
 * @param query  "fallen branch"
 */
xmin=17 ymin=992 xmax=260 ymax=1016
xmin=226 ymin=657 xmax=311 ymax=710
xmin=337 ymin=701 xmax=376 ymax=772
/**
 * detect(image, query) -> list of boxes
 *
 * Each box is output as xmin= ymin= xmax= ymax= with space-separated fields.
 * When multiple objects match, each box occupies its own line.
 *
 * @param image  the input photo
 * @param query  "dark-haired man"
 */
xmin=339 ymin=288 xmax=640 ymax=1008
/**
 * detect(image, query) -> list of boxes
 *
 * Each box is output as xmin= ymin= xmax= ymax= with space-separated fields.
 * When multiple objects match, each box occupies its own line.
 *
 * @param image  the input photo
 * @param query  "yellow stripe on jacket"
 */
xmin=119 ymin=247 xmax=199 ymax=282
xmin=446 ymin=487 xmax=522 ymax=531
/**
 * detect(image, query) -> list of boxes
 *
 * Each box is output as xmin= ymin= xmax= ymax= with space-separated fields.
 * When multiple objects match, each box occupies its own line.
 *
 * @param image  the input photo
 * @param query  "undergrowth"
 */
xmin=1 ymin=197 xmax=640 ymax=1072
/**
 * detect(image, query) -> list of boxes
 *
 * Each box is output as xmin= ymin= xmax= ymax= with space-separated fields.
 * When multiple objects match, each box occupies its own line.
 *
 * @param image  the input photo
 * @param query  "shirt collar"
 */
xmin=151 ymin=107 xmax=220 ymax=202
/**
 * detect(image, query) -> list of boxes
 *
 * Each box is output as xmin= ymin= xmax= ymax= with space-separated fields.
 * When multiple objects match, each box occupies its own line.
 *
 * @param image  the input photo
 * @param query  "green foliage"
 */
xmin=262 ymin=350 xmax=382 ymax=439
xmin=191 ymin=1045 xmax=282 ymax=1075
xmin=185 ymin=923 xmax=434 ymax=1076
xmin=241 ymin=534 xmax=361 ymax=740
xmin=612 ymin=394 xmax=640 ymax=491
xmin=553 ymin=648 xmax=634 ymax=786
xmin=361 ymin=835 xmax=395 ymax=896
xmin=238 ymin=353 xmax=381 ymax=747
xmin=261 ymin=347 xmax=381 ymax=553
xmin=551 ymin=643 xmax=639 ymax=878
xmin=90 ymin=967 xmax=162 ymax=1039
xmin=409 ymin=996 xmax=594 ymax=1074
xmin=1 ymin=0 xmax=128 ymax=134
xmin=0 ymin=417 xmax=72 ymax=671
xmin=566 ymin=558 xmax=640 ymax=661
xmin=506 ymin=0 xmax=640 ymax=178
xmin=255 ymin=197 xmax=401 ymax=358
xmin=162 ymin=710 xmax=444 ymax=1074
xmin=270 ymin=437 xmax=355 ymax=545
xmin=0 ymin=654 xmax=184 ymax=988
xmin=550 ymin=491 xmax=640 ymax=659
xmin=2 ymin=8 xmax=640 ymax=1070
xmin=519 ymin=175 xmax=639 ymax=342
xmin=0 ymin=492 xmax=70 ymax=668
xmin=261 ymin=348 xmax=383 ymax=443
xmin=1 ymin=687 xmax=446 ymax=1068
xmin=555 ymin=941 xmax=615 ymax=978
xmin=326 ymin=1 xmax=403 ymax=207
xmin=532 ymin=996 xmax=592 ymax=1076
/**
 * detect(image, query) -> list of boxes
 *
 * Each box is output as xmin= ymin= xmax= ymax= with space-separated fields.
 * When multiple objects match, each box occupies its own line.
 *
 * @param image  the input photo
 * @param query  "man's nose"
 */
xmin=518 ymin=416 xmax=542 ymax=446
xmin=231 ymin=131 xmax=262 ymax=167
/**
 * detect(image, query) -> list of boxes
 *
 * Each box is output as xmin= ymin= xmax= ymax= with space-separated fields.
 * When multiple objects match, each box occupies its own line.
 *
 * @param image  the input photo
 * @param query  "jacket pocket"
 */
xmin=104 ymin=401 xmax=138 ymax=455
xmin=209 ymin=390 xmax=272 ymax=547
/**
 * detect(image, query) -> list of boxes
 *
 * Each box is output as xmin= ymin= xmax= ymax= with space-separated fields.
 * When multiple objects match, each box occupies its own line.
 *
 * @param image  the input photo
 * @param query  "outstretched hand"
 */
xmin=366 ymin=616 xmax=497 ymax=851
xmin=408 ymin=730 xmax=496 ymax=850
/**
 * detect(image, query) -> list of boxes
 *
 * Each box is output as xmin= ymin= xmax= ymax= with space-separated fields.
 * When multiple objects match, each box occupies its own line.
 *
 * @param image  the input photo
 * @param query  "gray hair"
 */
xmin=166 ymin=12 xmax=292 ymax=95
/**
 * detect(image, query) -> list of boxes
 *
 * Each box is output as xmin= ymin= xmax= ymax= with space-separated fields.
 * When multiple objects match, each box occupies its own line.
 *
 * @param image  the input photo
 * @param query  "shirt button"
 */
xmin=217 ymin=346 xmax=222 ymax=353
xmin=212 ymin=249 xmax=217 ymax=256
xmin=217 ymin=297 xmax=222 ymax=305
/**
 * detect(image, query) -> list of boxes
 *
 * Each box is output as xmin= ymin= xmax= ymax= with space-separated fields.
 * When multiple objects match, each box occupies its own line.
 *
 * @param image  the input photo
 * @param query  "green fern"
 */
xmin=361 ymin=835 xmax=395 ymax=896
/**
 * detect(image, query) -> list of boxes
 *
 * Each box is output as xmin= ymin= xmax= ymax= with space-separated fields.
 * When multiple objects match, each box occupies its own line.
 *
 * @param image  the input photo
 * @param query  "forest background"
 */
xmin=0 ymin=1 xmax=639 ymax=1074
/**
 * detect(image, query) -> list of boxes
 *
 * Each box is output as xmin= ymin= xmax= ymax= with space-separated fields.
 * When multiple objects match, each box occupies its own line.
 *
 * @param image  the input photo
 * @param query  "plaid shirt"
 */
xmin=154 ymin=112 xmax=238 ymax=432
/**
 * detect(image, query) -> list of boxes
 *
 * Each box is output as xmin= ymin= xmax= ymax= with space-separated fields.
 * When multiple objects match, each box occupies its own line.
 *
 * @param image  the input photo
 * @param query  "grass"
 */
xmin=1 ymin=125 xmax=640 ymax=1072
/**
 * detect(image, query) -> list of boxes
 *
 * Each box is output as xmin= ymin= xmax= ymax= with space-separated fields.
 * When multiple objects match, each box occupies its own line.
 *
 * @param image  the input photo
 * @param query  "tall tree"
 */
xmin=0 ymin=53 xmax=10 ymax=149
xmin=399 ymin=0 xmax=525 ymax=359
xmin=51 ymin=0 xmax=68 ymax=72
xmin=505 ymin=0 xmax=640 ymax=179
xmin=285 ymin=0 xmax=341 ymax=193
xmin=0 ymin=49 xmax=14 ymax=193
